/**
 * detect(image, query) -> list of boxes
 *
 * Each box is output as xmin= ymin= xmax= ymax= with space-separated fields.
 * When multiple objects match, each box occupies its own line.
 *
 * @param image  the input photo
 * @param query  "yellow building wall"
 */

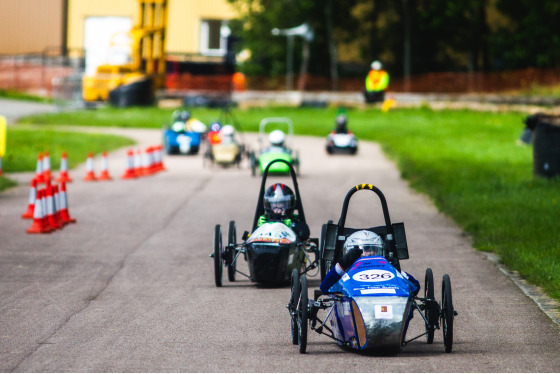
xmin=67 ymin=0 xmax=238 ymax=55
xmin=166 ymin=0 xmax=237 ymax=54
xmin=0 ymin=0 xmax=63 ymax=54
xmin=67 ymin=0 xmax=137 ymax=57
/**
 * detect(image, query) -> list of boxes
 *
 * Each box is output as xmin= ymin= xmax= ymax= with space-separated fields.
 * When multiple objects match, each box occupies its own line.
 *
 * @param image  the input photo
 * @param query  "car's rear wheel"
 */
xmin=294 ymin=151 xmax=300 ymax=175
xmin=250 ymin=151 xmax=257 ymax=176
xmin=441 ymin=274 xmax=454 ymax=353
xmin=424 ymin=268 xmax=436 ymax=344
xmin=297 ymin=275 xmax=308 ymax=354
xmin=213 ymin=224 xmax=223 ymax=287
xmin=227 ymin=221 xmax=237 ymax=282
xmin=319 ymin=224 xmax=328 ymax=280
xmin=290 ymin=268 xmax=300 ymax=345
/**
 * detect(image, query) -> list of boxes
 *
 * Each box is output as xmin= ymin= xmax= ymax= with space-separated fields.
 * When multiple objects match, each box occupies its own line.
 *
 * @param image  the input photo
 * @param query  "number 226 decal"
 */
xmin=352 ymin=270 xmax=394 ymax=282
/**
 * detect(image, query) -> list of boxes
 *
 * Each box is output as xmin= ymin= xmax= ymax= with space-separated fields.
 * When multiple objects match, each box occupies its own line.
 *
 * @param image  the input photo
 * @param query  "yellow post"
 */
xmin=0 ymin=116 xmax=6 ymax=157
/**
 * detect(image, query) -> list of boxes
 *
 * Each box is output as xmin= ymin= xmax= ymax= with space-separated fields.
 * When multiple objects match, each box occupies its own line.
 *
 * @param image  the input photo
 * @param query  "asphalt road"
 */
xmin=1 ymin=122 xmax=560 ymax=372
xmin=0 ymin=98 xmax=57 ymax=124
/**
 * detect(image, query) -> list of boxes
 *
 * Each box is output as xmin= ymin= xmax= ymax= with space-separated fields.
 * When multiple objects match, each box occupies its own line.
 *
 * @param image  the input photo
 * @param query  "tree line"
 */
xmin=226 ymin=0 xmax=560 ymax=80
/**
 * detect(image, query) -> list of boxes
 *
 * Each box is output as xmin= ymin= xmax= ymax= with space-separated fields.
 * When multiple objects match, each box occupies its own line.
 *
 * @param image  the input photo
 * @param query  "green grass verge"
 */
xmin=0 ymin=176 xmax=18 ymax=190
xmin=0 ymin=89 xmax=53 ymax=103
xmin=17 ymin=104 xmax=560 ymax=303
xmin=1 ymin=125 xmax=135 ymax=174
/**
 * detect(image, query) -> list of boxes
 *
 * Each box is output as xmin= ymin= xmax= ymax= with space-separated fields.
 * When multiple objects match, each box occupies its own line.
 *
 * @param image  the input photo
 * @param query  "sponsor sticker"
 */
xmin=343 ymin=302 xmax=351 ymax=316
xmin=375 ymin=304 xmax=393 ymax=319
xmin=360 ymin=288 xmax=397 ymax=295
xmin=342 ymin=273 xmax=350 ymax=282
xmin=352 ymin=269 xmax=394 ymax=282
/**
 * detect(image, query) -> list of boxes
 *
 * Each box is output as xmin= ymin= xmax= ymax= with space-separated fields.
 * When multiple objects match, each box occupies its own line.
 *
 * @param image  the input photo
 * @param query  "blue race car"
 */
xmin=288 ymin=184 xmax=457 ymax=354
xmin=163 ymin=110 xmax=206 ymax=155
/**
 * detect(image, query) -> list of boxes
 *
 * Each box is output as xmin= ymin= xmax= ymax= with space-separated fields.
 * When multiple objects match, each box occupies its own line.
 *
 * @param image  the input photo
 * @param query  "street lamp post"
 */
xmin=271 ymin=23 xmax=313 ymax=91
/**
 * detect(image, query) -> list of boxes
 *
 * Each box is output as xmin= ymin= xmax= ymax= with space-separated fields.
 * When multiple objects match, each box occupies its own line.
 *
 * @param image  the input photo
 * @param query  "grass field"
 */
xmin=12 ymin=104 xmax=560 ymax=304
xmin=0 ymin=125 xmax=135 ymax=189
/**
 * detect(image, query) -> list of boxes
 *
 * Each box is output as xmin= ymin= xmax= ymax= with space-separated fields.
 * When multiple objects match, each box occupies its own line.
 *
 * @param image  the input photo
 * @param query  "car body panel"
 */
xmin=326 ymin=256 xmax=413 ymax=351
xmin=245 ymin=222 xmax=304 ymax=283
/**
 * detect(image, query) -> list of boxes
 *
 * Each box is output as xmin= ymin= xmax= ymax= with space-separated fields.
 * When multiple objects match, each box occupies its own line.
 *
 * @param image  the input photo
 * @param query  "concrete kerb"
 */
xmin=485 ymin=252 xmax=560 ymax=327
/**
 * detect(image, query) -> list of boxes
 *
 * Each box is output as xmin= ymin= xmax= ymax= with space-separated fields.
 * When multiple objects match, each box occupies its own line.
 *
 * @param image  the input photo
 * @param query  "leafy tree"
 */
xmin=227 ymin=0 xmax=560 ymax=82
xmin=227 ymin=0 xmax=359 ymax=79
xmin=491 ymin=0 xmax=560 ymax=69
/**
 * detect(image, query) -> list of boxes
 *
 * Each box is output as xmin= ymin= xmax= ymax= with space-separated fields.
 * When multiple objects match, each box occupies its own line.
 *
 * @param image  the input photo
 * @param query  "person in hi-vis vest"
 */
xmin=364 ymin=60 xmax=389 ymax=103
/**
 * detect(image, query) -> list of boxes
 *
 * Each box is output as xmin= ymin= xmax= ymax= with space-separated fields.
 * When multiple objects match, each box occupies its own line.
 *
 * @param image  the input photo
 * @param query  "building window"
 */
xmin=200 ymin=19 xmax=229 ymax=56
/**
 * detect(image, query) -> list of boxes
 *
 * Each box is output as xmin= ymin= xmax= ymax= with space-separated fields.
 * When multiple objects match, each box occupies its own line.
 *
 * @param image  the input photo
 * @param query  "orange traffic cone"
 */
xmin=57 ymin=151 xmax=73 ymax=183
xmin=134 ymin=149 xmax=143 ymax=177
xmin=53 ymin=184 xmax=66 ymax=227
xmin=83 ymin=152 xmax=97 ymax=181
xmin=40 ymin=188 xmax=54 ymax=232
xmin=121 ymin=149 xmax=137 ymax=179
xmin=43 ymin=151 xmax=52 ymax=182
xmin=21 ymin=178 xmax=37 ymax=219
xmin=45 ymin=181 xmax=62 ymax=230
xmin=143 ymin=147 xmax=155 ymax=176
xmin=154 ymin=145 xmax=165 ymax=172
xmin=26 ymin=189 xmax=51 ymax=234
xmin=59 ymin=181 xmax=76 ymax=224
xmin=34 ymin=153 xmax=45 ymax=184
xmin=98 ymin=151 xmax=112 ymax=181
xmin=148 ymin=146 xmax=159 ymax=174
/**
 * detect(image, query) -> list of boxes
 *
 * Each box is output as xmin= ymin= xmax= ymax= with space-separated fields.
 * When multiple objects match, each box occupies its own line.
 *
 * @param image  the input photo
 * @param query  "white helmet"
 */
xmin=342 ymin=230 xmax=385 ymax=257
xmin=269 ymin=130 xmax=285 ymax=146
xmin=221 ymin=124 xmax=235 ymax=136
xmin=371 ymin=60 xmax=382 ymax=70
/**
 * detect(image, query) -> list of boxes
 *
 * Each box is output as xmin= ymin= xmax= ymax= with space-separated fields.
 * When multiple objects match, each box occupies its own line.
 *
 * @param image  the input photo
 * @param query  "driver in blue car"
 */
xmin=334 ymin=114 xmax=349 ymax=134
xmin=320 ymin=230 xmax=419 ymax=339
xmin=257 ymin=183 xmax=310 ymax=240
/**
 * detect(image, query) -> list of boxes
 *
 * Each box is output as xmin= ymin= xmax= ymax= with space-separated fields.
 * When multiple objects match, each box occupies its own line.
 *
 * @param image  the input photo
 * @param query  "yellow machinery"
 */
xmin=82 ymin=0 xmax=167 ymax=105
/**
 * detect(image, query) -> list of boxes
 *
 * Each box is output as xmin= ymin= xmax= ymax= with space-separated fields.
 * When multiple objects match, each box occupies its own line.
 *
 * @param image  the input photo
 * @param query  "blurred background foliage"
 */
xmin=227 ymin=0 xmax=560 ymax=79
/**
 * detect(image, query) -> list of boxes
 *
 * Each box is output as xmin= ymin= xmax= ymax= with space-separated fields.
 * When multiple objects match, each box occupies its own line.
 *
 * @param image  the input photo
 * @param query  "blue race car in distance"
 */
xmin=163 ymin=110 xmax=206 ymax=155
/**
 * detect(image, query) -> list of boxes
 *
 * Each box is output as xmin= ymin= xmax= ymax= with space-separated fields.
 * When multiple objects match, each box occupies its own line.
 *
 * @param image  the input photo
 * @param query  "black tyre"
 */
xmin=441 ymin=274 xmax=454 ymax=353
xmin=227 ymin=221 xmax=237 ymax=282
xmin=424 ymin=268 xmax=436 ymax=344
xmin=297 ymin=275 xmax=309 ymax=354
xmin=214 ymin=225 xmax=223 ymax=287
xmin=319 ymin=224 xmax=328 ymax=280
xmin=294 ymin=151 xmax=300 ymax=175
xmin=164 ymin=137 xmax=173 ymax=155
xmin=290 ymin=269 xmax=300 ymax=345
xmin=250 ymin=152 xmax=257 ymax=176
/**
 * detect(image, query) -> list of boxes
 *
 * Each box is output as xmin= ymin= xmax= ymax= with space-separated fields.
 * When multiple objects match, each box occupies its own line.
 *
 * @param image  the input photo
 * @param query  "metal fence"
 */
xmin=2 ymin=50 xmax=559 ymax=97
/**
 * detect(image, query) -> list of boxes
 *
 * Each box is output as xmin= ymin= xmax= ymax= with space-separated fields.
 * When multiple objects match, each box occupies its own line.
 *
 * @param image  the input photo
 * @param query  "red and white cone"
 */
xmin=57 ymin=151 xmax=73 ymax=183
xmin=53 ymin=184 xmax=66 ymax=227
xmin=143 ymin=147 xmax=156 ymax=176
xmin=83 ymin=152 xmax=97 ymax=181
xmin=43 ymin=151 xmax=52 ymax=182
xmin=34 ymin=153 xmax=45 ymax=184
xmin=98 ymin=151 xmax=112 ymax=180
xmin=121 ymin=149 xmax=137 ymax=179
xmin=40 ymin=188 xmax=53 ymax=232
xmin=148 ymin=146 xmax=159 ymax=174
xmin=45 ymin=181 xmax=62 ymax=230
xmin=26 ymin=189 xmax=51 ymax=234
xmin=59 ymin=181 xmax=76 ymax=224
xmin=21 ymin=178 xmax=37 ymax=219
xmin=154 ymin=145 xmax=165 ymax=172
xmin=134 ymin=149 xmax=143 ymax=177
